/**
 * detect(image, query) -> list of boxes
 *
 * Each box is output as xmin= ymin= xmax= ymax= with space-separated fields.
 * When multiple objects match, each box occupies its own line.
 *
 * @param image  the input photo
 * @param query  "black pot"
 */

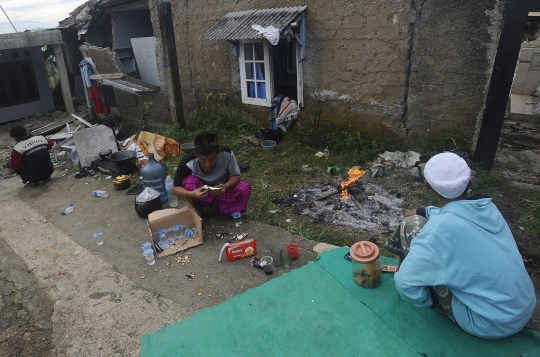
xmin=99 ymin=149 xmax=112 ymax=161
xmin=109 ymin=150 xmax=136 ymax=166
xmin=135 ymin=196 xmax=162 ymax=218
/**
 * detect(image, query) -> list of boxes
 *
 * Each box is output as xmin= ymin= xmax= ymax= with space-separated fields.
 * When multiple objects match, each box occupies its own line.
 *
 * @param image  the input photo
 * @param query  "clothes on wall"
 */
xmin=79 ymin=59 xmax=117 ymax=116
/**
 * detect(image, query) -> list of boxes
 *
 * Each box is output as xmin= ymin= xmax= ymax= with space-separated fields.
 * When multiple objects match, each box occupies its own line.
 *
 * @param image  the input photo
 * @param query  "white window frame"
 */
xmin=239 ymin=40 xmax=273 ymax=107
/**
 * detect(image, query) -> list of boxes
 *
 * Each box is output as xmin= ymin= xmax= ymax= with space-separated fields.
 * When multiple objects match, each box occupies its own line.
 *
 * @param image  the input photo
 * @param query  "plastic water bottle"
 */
xmin=173 ymin=224 xmax=186 ymax=239
xmin=233 ymin=211 xmax=242 ymax=227
xmin=158 ymin=229 xmax=170 ymax=249
xmin=185 ymin=228 xmax=198 ymax=239
xmin=92 ymin=190 xmax=108 ymax=197
xmin=61 ymin=204 xmax=74 ymax=215
xmin=140 ymin=153 xmax=168 ymax=204
xmin=71 ymin=146 xmax=79 ymax=167
xmin=143 ymin=249 xmax=155 ymax=265
xmin=165 ymin=176 xmax=178 ymax=208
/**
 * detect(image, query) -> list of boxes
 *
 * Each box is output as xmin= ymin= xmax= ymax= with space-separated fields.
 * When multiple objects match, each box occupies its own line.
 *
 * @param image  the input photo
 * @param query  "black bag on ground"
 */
xmin=256 ymin=128 xmax=279 ymax=141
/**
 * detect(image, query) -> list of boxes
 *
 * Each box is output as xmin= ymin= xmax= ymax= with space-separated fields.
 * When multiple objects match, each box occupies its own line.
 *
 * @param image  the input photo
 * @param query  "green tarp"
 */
xmin=141 ymin=247 xmax=540 ymax=357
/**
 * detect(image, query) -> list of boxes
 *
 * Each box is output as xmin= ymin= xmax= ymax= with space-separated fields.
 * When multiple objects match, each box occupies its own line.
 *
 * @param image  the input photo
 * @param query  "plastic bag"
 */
xmin=136 ymin=187 xmax=161 ymax=203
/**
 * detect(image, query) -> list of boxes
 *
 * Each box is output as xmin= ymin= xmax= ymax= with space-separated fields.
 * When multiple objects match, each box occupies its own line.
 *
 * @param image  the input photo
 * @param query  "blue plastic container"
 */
xmin=140 ymin=153 xmax=168 ymax=204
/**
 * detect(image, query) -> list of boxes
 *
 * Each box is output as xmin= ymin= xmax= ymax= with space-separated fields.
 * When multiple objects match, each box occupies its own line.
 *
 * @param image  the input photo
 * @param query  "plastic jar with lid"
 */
xmin=350 ymin=241 xmax=382 ymax=289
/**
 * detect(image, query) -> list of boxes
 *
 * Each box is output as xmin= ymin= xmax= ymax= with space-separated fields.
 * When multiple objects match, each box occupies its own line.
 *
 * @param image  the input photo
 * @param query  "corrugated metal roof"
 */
xmin=201 ymin=6 xmax=306 ymax=41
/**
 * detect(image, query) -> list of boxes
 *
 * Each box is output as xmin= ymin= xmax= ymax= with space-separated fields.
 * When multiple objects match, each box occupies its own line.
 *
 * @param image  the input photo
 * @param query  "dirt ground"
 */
xmin=0 ymin=113 xmax=539 ymax=356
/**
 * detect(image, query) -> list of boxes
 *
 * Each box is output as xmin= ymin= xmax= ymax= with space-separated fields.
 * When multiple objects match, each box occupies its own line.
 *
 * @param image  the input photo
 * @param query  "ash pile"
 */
xmin=274 ymin=174 xmax=405 ymax=232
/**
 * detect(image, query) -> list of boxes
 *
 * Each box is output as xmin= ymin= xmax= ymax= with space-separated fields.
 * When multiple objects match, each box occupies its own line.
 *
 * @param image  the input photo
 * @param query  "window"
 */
xmin=0 ymin=60 xmax=40 ymax=108
xmin=239 ymin=40 xmax=273 ymax=107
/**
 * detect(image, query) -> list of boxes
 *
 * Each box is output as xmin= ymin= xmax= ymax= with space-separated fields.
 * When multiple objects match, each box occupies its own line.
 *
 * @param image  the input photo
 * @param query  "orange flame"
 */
xmin=341 ymin=168 xmax=365 ymax=199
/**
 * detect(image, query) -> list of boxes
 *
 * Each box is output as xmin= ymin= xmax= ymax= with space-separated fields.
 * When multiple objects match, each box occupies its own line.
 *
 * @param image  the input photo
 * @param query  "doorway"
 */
xmin=272 ymin=39 xmax=298 ymax=101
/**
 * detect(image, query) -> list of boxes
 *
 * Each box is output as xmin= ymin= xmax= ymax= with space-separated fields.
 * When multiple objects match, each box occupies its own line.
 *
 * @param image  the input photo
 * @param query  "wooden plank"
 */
xmin=89 ymin=73 xmax=124 ymax=80
xmin=71 ymin=114 xmax=94 ymax=128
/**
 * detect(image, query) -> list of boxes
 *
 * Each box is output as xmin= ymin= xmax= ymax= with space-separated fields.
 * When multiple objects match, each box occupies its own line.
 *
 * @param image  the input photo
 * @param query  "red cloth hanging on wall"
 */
xmin=88 ymin=85 xmax=110 ymax=115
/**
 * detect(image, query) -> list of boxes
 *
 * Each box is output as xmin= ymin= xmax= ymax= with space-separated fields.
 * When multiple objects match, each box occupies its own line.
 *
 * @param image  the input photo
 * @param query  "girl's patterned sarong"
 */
xmin=182 ymin=175 xmax=251 ymax=216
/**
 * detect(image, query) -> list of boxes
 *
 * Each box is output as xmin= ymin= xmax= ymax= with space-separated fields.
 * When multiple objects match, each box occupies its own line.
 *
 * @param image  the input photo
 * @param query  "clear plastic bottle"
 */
xmin=185 ymin=228 xmax=198 ymax=239
xmin=158 ymin=229 xmax=170 ymax=249
xmin=165 ymin=176 xmax=178 ymax=208
xmin=61 ymin=204 xmax=74 ymax=215
xmin=233 ymin=211 xmax=242 ymax=227
xmin=92 ymin=190 xmax=108 ymax=197
xmin=173 ymin=224 xmax=186 ymax=239
xmin=71 ymin=146 xmax=79 ymax=167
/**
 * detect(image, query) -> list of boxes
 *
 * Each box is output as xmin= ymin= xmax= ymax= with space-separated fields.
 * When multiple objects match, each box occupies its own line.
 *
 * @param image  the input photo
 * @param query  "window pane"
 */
xmin=255 ymin=63 xmax=265 ymax=80
xmin=254 ymin=42 xmax=264 ymax=60
xmin=20 ymin=62 xmax=38 ymax=100
xmin=244 ymin=43 xmax=253 ymax=60
xmin=245 ymin=62 xmax=254 ymax=80
xmin=247 ymin=81 xmax=256 ymax=98
xmin=5 ymin=63 xmax=22 ymax=101
xmin=257 ymin=82 xmax=266 ymax=99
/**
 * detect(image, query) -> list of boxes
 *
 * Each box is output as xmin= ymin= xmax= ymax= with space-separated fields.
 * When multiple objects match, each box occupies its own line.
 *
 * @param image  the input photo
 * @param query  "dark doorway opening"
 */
xmin=272 ymin=39 xmax=298 ymax=101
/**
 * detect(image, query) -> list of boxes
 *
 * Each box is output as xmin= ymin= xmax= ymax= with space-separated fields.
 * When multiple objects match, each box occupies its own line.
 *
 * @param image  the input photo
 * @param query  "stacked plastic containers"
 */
xmin=140 ymin=153 xmax=168 ymax=204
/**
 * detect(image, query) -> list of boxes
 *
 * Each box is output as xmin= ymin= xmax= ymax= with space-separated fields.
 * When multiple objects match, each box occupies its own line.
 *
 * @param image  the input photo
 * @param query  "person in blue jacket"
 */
xmin=385 ymin=152 xmax=535 ymax=339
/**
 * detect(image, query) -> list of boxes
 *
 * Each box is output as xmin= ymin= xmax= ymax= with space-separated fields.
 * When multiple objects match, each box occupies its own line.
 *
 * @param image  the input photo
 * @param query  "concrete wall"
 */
xmin=0 ymin=46 xmax=55 ymax=123
xmin=512 ymin=46 xmax=540 ymax=96
xmin=167 ymin=0 xmax=504 ymax=143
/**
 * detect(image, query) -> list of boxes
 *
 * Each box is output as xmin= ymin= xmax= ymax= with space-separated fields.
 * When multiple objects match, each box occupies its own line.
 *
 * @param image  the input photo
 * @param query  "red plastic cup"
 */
xmin=286 ymin=244 xmax=299 ymax=260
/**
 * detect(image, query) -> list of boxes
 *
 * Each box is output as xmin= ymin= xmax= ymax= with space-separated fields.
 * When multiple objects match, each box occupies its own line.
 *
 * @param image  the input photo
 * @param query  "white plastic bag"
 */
xmin=136 ymin=187 xmax=161 ymax=203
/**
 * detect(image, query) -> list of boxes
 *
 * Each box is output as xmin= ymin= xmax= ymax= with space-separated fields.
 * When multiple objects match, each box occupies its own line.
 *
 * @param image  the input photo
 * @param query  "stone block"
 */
xmin=517 ymin=62 xmax=530 ymax=74
xmin=523 ymin=82 xmax=538 ymax=96
xmin=520 ymin=47 xmax=534 ymax=62
xmin=511 ymin=82 xmax=525 ymax=95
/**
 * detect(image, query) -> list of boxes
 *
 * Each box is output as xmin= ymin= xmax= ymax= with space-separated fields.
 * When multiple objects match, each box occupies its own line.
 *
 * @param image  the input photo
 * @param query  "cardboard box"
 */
xmin=147 ymin=207 xmax=203 ymax=259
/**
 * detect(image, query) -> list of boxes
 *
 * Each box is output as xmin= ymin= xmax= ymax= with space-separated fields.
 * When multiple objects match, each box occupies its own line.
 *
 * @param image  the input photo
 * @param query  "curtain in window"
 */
xmin=255 ymin=63 xmax=266 ymax=99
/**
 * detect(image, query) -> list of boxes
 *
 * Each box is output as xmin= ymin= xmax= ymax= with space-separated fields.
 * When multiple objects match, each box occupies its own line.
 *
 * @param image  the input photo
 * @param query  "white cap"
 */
xmin=424 ymin=152 xmax=470 ymax=199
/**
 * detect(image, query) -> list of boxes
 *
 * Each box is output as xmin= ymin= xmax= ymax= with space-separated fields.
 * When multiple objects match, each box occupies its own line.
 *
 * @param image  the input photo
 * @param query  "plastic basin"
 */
xmin=261 ymin=140 xmax=276 ymax=152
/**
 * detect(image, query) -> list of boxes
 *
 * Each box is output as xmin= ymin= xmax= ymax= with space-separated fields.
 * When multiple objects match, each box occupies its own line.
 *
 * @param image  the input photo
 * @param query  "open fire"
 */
xmin=341 ymin=168 xmax=365 ymax=200
xmin=273 ymin=170 xmax=404 ymax=232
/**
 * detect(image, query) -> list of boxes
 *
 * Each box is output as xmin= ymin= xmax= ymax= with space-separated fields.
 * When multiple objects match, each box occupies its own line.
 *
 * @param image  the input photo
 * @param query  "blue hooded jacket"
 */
xmin=394 ymin=198 xmax=536 ymax=338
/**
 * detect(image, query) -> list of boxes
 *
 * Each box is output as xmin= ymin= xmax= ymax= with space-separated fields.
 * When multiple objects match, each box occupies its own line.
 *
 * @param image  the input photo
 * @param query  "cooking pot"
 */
xmin=135 ymin=195 xmax=162 ymax=218
xmin=99 ymin=149 xmax=112 ymax=161
xmin=108 ymin=150 xmax=136 ymax=166
xmin=114 ymin=175 xmax=131 ymax=190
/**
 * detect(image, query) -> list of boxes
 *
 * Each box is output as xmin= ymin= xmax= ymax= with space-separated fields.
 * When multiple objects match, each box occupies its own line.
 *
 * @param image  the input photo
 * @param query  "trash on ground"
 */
xmin=219 ymin=238 xmax=257 ymax=262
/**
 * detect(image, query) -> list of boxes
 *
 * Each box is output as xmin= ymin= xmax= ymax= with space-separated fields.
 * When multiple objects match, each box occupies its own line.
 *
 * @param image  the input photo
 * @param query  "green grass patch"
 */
xmin=522 ymin=193 xmax=540 ymax=237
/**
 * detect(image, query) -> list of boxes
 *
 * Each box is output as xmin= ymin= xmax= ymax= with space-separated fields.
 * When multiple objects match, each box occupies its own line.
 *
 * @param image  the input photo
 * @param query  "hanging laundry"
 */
xmin=101 ymin=85 xmax=116 ymax=113
xmin=79 ymin=59 xmax=94 ymax=106
xmin=88 ymin=85 xmax=109 ymax=115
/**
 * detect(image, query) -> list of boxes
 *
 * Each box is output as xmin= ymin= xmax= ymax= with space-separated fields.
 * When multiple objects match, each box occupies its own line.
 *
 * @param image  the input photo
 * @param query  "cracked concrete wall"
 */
xmin=405 ymin=0 xmax=500 ymax=145
xmin=170 ymin=0 xmax=503 ymax=142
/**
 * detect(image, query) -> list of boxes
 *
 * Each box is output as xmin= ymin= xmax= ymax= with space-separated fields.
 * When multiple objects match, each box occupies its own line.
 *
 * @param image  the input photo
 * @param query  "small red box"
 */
xmin=225 ymin=238 xmax=257 ymax=262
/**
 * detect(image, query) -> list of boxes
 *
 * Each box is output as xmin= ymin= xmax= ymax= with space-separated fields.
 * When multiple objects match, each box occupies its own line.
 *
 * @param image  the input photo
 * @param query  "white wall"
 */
xmin=0 ymin=46 xmax=54 ymax=123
